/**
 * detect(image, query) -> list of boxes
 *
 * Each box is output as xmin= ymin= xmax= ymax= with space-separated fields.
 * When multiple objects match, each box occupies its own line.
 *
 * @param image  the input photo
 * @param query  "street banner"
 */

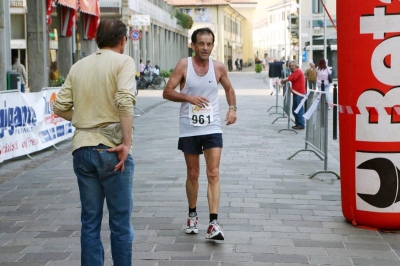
xmin=338 ymin=1 xmax=400 ymax=229
xmin=0 ymin=88 xmax=74 ymax=163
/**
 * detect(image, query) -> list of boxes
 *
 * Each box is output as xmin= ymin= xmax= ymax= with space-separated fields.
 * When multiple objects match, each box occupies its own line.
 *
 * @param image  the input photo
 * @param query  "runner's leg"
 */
xmin=184 ymin=153 xmax=200 ymax=209
xmin=203 ymin=148 xmax=222 ymax=214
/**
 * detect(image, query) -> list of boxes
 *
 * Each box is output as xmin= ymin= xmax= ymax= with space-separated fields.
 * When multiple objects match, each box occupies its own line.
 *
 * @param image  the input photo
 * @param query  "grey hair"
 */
xmin=289 ymin=60 xmax=299 ymax=67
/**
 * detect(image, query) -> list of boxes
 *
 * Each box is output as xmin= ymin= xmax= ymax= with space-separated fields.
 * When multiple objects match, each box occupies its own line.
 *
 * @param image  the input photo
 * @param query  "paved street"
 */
xmin=1 ymin=69 xmax=400 ymax=266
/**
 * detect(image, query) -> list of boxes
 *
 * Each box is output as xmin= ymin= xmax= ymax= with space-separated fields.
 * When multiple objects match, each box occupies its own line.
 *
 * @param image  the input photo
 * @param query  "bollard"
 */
xmin=305 ymin=78 xmax=308 ymax=110
xmin=333 ymin=84 xmax=338 ymax=140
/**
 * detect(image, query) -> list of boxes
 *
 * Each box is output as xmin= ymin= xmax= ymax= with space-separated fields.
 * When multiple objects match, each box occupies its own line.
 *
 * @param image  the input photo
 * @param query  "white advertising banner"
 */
xmin=0 ymin=88 xmax=74 ymax=163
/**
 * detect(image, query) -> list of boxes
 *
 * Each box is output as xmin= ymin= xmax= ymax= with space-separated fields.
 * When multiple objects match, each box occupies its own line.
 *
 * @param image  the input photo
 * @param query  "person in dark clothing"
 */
xmin=268 ymin=59 xmax=283 ymax=95
xmin=227 ymin=56 xmax=233 ymax=72
xmin=235 ymin=58 xmax=239 ymax=71
xmin=239 ymin=59 xmax=243 ymax=71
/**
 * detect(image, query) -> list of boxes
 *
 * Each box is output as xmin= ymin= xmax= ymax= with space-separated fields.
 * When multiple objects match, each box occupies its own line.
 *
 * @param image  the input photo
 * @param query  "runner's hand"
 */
xmin=107 ymin=144 xmax=130 ymax=173
xmin=189 ymin=96 xmax=209 ymax=108
xmin=225 ymin=109 xmax=237 ymax=125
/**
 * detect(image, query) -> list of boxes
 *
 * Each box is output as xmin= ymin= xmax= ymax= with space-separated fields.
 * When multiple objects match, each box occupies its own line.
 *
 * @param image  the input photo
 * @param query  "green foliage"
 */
xmin=255 ymin=64 xmax=262 ymax=73
xmin=49 ymin=76 xmax=66 ymax=87
xmin=169 ymin=68 xmax=174 ymax=73
xmin=174 ymin=11 xmax=193 ymax=29
xmin=160 ymin=70 xmax=171 ymax=78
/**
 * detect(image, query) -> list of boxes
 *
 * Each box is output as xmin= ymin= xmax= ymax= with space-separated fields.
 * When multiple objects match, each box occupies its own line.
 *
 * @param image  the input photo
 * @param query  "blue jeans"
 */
xmin=73 ymin=145 xmax=134 ymax=266
xmin=21 ymin=84 xmax=25 ymax=93
xmin=292 ymin=94 xmax=305 ymax=128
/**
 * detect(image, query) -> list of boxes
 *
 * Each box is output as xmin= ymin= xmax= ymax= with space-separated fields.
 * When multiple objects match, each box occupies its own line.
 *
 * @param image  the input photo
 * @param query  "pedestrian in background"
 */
xmin=53 ymin=18 xmax=136 ymax=266
xmin=261 ymin=58 xmax=266 ymax=71
xmin=227 ymin=56 xmax=233 ymax=72
xmin=163 ymin=27 xmax=237 ymax=241
xmin=12 ymin=57 xmax=27 ymax=93
xmin=280 ymin=60 xmax=306 ymax=130
xmin=317 ymin=58 xmax=332 ymax=109
xmin=235 ymin=58 xmax=239 ymax=71
xmin=140 ymin=59 xmax=145 ymax=75
xmin=268 ymin=58 xmax=283 ymax=96
xmin=239 ymin=58 xmax=243 ymax=70
xmin=305 ymin=62 xmax=317 ymax=90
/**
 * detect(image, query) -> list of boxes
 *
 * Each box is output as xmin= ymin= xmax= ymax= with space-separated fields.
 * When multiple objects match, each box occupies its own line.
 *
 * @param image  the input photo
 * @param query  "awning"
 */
xmin=306 ymin=45 xmax=337 ymax=51
xmin=80 ymin=0 xmax=100 ymax=16
xmin=57 ymin=0 xmax=78 ymax=10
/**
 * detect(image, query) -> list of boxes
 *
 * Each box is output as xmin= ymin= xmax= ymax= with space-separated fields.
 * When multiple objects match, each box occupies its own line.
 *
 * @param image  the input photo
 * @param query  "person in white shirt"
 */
xmin=139 ymin=59 xmax=145 ymax=74
xmin=152 ymin=65 xmax=160 ymax=76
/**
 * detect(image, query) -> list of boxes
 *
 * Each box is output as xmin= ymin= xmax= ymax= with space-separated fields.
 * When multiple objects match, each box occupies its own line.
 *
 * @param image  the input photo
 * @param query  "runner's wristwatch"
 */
xmin=229 ymin=106 xmax=237 ymax=111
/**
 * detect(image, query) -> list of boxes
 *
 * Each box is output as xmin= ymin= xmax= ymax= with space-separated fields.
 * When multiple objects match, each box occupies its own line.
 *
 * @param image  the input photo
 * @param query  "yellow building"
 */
xmin=168 ymin=0 xmax=256 ymax=67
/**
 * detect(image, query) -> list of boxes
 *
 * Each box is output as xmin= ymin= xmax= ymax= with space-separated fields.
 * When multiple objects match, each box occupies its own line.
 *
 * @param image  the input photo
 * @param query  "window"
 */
xmin=313 ymin=0 xmax=323 ymax=14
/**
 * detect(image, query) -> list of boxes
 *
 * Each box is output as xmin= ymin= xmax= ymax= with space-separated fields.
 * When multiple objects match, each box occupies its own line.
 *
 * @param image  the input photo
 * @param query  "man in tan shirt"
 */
xmin=305 ymin=62 xmax=317 ymax=90
xmin=53 ymin=18 xmax=136 ymax=266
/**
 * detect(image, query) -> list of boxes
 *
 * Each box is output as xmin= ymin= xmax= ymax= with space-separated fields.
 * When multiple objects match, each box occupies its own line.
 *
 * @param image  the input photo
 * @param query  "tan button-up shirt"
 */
xmin=53 ymin=49 xmax=136 ymax=153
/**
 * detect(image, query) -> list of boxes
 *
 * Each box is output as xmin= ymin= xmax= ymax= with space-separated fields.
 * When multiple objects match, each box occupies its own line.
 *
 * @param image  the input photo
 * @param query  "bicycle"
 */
xmin=136 ymin=74 xmax=148 ymax=90
xmin=151 ymin=75 xmax=166 ymax=90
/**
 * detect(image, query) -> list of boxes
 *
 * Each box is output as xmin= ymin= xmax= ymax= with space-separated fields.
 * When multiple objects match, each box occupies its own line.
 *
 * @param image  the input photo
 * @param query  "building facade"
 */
xmin=0 ymin=0 xmax=190 ymax=92
xmin=168 ymin=0 xmax=255 ymax=67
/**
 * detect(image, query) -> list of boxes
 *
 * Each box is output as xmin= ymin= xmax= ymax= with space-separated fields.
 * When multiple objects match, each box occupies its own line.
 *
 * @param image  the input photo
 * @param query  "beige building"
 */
xmin=168 ymin=0 xmax=256 ymax=67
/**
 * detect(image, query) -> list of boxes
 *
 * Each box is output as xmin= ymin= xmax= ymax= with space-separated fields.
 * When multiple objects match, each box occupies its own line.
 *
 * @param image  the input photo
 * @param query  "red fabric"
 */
xmin=57 ymin=0 xmax=79 ymax=10
xmin=83 ymin=13 xmax=100 ymax=40
xmin=80 ymin=0 xmax=100 ymax=16
xmin=46 ymin=0 xmax=54 ymax=26
xmin=60 ymin=6 xmax=77 ymax=37
xmin=288 ymin=68 xmax=306 ymax=94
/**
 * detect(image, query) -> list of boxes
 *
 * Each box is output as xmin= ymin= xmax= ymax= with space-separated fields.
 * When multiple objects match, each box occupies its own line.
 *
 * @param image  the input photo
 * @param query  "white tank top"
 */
xmin=179 ymin=57 xmax=222 ymax=137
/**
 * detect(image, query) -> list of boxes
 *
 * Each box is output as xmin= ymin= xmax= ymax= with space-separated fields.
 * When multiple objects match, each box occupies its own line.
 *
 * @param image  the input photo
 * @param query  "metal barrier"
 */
xmin=333 ymin=84 xmax=338 ymax=140
xmin=272 ymin=83 xmax=297 ymax=134
xmin=267 ymin=83 xmax=283 ymax=115
xmin=287 ymin=89 xmax=340 ymax=179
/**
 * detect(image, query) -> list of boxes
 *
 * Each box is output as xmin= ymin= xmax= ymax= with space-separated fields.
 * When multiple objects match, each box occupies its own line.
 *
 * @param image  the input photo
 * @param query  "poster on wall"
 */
xmin=0 ymin=88 xmax=74 ymax=163
xmin=194 ymin=8 xmax=211 ymax=22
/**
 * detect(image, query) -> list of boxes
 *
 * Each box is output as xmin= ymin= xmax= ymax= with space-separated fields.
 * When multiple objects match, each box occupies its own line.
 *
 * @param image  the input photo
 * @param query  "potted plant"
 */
xmin=255 ymin=63 xmax=262 ymax=78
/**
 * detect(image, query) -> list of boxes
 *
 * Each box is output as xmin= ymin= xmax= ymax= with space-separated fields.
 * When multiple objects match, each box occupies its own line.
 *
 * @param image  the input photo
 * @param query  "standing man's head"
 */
xmin=13 ymin=57 xmax=20 ymax=64
xmin=288 ymin=60 xmax=298 ymax=73
xmin=146 ymin=60 xmax=151 ymax=65
xmin=190 ymin=28 xmax=215 ymax=61
xmin=310 ymin=62 xmax=315 ymax=68
xmin=96 ymin=18 xmax=127 ymax=54
xmin=140 ymin=59 xmax=142 ymax=63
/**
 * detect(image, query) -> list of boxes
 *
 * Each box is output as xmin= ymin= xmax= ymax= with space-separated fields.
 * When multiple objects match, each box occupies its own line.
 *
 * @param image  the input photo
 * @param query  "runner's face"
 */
xmin=191 ymin=33 xmax=214 ymax=60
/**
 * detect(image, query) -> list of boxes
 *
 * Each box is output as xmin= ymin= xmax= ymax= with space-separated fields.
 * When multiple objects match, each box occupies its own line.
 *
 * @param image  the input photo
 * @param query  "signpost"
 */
xmin=130 ymin=30 xmax=141 ymax=41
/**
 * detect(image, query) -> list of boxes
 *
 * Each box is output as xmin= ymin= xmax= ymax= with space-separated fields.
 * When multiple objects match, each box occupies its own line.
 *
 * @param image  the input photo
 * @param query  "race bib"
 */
xmin=189 ymin=104 xmax=214 ymax=127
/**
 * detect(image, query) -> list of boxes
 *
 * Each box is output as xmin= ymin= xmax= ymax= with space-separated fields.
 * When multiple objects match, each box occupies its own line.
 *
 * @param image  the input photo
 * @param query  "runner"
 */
xmin=162 ymin=27 xmax=237 ymax=240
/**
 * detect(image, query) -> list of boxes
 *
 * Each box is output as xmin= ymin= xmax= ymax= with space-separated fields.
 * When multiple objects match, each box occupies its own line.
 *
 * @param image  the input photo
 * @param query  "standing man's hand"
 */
xmin=107 ymin=143 xmax=130 ymax=173
xmin=225 ymin=109 xmax=237 ymax=125
xmin=189 ymin=95 xmax=210 ymax=108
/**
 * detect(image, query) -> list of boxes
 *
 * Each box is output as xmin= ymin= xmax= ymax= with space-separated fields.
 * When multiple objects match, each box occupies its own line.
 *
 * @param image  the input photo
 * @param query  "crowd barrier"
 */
xmin=272 ymin=83 xmax=297 ymax=134
xmin=0 ymin=87 xmax=75 ymax=163
xmin=287 ymin=88 xmax=340 ymax=179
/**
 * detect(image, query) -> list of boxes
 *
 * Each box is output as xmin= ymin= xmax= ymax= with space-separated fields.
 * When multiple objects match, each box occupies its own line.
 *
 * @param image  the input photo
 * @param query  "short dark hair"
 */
xmin=96 ymin=18 xmax=127 ymax=49
xmin=191 ymin=27 xmax=215 ymax=44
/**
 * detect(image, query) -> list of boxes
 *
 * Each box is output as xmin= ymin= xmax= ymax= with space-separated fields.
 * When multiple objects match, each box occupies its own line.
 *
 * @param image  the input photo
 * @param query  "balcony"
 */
xmin=10 ymin=0 xmax=26 ymax=8
xmin=99 ymin=0 xmax=121 ymax=14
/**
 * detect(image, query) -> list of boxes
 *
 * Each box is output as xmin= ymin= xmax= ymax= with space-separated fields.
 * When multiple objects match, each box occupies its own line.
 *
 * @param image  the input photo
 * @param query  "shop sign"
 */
xmin=10 ymin=39 xmax=27 ymax=49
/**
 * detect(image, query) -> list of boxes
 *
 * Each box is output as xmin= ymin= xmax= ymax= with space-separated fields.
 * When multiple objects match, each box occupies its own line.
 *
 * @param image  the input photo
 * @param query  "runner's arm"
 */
xmin=217 ymin=62 xmax=237 ymax=126
xmin=53 ymin=74 xmax=74 ymax=121
xmin=163 ymin=59 xmax=209 ymax=107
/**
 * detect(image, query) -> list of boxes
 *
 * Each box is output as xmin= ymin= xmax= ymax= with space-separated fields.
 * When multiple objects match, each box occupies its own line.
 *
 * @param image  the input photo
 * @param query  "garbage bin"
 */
xmin=7 ymin=70 xmax=21 ymax=91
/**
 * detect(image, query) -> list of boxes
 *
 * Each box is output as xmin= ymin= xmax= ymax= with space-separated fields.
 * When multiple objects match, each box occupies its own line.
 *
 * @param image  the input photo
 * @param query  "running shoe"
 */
xmin=205 ymin=220 xmax=225 ymax=240
xmin=185 ymin=212 xmax=198 ymax=234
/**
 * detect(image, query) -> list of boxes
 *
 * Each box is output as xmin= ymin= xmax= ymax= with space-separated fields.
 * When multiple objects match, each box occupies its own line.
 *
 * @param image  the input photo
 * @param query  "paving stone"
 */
xmin=253 ymin=253 xmax=309 ymax=264
xmin=18 ymin=252 xmax=71 ymax=261
xmin=351 ymin=258 xmax=400 ymax=266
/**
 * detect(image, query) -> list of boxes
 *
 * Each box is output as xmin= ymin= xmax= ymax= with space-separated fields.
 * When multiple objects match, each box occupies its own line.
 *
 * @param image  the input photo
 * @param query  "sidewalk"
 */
xmin=1 ymin=71 xmax=399 ymax=266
